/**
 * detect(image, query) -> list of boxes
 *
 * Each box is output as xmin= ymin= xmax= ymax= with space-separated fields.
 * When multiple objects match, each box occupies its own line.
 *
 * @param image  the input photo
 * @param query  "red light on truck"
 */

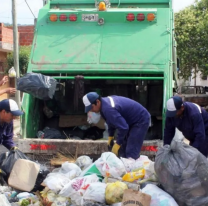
xmin=147 ymin=13 xmax=155 ymax=21
xmin=126 ymin=13 xmax=135 ymax=22
xmin=50 ymin=14 xmax=58 ymax=22
xmin=69 ymin=14 xmax=77 ymax=21
xmin=137 ymin=13 xmax=145 ymax=21
xmin=59 ymin=14 xmax=67 ymax=21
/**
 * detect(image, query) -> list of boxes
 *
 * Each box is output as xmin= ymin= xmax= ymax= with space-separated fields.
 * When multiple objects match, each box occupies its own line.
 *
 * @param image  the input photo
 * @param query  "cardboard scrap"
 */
xmin=122 ymin=189 xmax=151 ymax=206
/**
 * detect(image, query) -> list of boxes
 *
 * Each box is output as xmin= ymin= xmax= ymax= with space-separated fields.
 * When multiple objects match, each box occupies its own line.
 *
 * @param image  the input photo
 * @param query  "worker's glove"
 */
xmin=10 ymin=146 xmax=18 ymax=151
xmin=111 ymin=143 xmax=121 ymax=156
xmin=0 ymin=169 xmax=6 ymax=185
xmin=108 ymin=136 xmax=114 ymax=151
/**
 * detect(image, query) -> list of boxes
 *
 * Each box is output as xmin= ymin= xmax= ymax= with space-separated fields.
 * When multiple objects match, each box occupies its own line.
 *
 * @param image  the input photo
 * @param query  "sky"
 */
xmin=0 ymin=0 xmax=195 ymax=25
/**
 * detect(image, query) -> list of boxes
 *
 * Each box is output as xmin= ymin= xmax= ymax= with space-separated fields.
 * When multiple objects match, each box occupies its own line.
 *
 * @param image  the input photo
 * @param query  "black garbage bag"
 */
xmin=84 ymin=127 xmax=105 ymax=140
xmin=0 ymin=150 xmax=50 ymax=191
xmin=17 ymin=73 xmax=57 ymax=100
xmin=32 ymin=164 xmax=50 ymax=192
xmin=0 ymin=152 xmax=7 ymax=167
xmin=43 ymin=127 xmax=65 ymax=139
xmin=155 ymin=139 xmax=208 ymax=206
xmin=1 ymin=150 xmax=30 ymax=177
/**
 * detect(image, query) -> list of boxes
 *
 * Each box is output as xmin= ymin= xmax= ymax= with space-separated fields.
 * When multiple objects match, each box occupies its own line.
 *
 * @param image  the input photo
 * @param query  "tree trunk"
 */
xmin=194 ymin=65 xmax=197 ymax=86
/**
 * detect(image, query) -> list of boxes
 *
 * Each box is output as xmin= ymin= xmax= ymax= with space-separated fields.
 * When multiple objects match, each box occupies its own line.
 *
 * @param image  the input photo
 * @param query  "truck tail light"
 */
xmin=69 ymin=14 xmax=77 ymax=21
xmin=147 ymin=13 xmax=155 ymax=21
xmin=126 ymin=13 xmax=135 ymax=22
xmin=50 ymin=14 xmax=58 ymax=22
xmin=99 ymin=2 xmax=106 ymax=11
xmin=59 ymin=14 xmax=67 ymax=21
xmin=137 ymin=13 xmax=145 ymax=21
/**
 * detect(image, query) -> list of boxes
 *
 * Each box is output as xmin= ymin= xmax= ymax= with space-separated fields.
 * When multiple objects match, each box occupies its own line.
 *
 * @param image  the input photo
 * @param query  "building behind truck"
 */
xmin=19 ymin=0 xmax=176 ymax=158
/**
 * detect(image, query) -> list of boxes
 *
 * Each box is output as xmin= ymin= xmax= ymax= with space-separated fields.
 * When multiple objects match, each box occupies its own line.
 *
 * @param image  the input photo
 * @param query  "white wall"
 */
xmin=190 ymin=70 xmax=208 ymax=87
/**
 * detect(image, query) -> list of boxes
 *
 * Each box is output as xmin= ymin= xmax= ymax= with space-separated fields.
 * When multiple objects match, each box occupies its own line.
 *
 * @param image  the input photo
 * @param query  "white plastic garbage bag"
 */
xmin=120 ymin=158 xmax=140 ymax=173
xmin=59 ymin=174 xmax=99 ymax=200
xmin=95 ymin=152 xmax=126 ymax=178
xmin=43 ymin=173 xmax=70 ymax=193
xmin=0 ymin=194 xmax=12 ymax=206
xmin=103 ymin=123 xmax=109 ymax=139
xmin=52 ymin=162 xmax=82 ymax=179
xmin=142 ymin=184 xmax=178 ymax=206
xmin=82 ymin=182 xmax=106 ymax=205
xmin=75 ymin=156 xmax=93 ymax=170
xmin=8 ymin=67 xmax=16 ymax=77
xmin=87 ymin=112 xmax=101 ymax=124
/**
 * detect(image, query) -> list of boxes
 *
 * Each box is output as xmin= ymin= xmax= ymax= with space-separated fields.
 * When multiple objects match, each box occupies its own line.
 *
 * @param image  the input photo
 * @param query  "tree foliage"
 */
xmin=175 ymin=0 xmax=208 ymax=80
xmin=6 ymin=46 xmax=31 ymax=76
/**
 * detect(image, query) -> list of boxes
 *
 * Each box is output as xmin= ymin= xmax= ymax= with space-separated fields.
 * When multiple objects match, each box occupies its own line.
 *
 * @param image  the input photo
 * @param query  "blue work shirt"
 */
xmin=164 ymin=102 xmax=208 ymax=151
xmin=0 ymin=121 xmax=15 ymax=150
xmin=100 ymin=96 xmax=150 ymax=145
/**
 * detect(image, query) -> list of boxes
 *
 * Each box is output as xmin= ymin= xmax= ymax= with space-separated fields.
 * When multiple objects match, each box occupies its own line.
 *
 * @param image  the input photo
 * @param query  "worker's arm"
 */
xmin=0 ymin=76 xmax=8 ymax=86
xmin=2 ymin=121 xmax=15 ymax=150
xmin=164 ymin=117 xmax=176 ymax=145
xmin=105 ymin=109 xmax=129 ymax=145
xmin=0 ymin=88 xmax=16 ymax=96
xmin=191 ymin=113 xmax=206 ymax=150
xmin=107 ymin=124 xmax=116 ymax=137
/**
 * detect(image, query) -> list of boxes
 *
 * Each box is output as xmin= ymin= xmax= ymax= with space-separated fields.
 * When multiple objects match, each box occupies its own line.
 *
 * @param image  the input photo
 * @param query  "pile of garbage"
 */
xmin=1 ymin=139 xmax=208 ymax=206
xmin=0 ymin=149 xmax=179 ymax=206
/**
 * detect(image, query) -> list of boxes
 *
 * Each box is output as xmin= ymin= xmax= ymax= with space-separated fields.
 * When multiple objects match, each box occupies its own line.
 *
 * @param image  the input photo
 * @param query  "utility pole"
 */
xmin=12 ymin=0 xmax=21 ymax=107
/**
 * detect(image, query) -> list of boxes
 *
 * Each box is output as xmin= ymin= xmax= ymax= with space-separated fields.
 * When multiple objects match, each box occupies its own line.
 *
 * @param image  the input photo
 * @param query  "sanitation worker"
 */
xmin=82 ymin=92 xmax=150 ymax=159
xmin=0 ymin=99 xmax=23 ymax=183
xmin=164 ymin=95 xmax=208 ymax=157
xmin=0 ymin=99 xmax=23 ymax=151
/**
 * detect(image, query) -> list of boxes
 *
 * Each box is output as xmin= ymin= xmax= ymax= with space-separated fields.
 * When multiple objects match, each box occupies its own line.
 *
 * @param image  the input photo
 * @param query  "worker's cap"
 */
xmin=166 ymin=96 xmax=183 ymax=117
xmin=83 ymin=92 xmax=99 ymax=113
xmin=0 ymin=99 xmax=24 ymax=116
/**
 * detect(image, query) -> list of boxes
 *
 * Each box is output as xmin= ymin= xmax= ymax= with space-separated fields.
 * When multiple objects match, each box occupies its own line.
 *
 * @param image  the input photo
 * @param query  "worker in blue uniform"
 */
xmin=83 ymin=92 xmax=150 ymax=159
xmin=164 ymin=95 xmax=208 ymax=157
xmin=0 ymin=99 xmax=23 ymax=150
xmin=0 ymin=99 xmax=23 ymax=183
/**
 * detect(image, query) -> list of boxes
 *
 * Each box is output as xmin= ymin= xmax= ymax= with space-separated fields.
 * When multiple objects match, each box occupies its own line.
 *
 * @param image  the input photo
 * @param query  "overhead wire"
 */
xmin=24 ymin=0 xmax=36 ymax=18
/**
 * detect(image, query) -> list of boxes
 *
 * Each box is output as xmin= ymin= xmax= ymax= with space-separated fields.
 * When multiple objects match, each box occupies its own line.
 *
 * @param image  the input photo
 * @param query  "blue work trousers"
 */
xmin=119 ymin=122 xmax=149 ymax=159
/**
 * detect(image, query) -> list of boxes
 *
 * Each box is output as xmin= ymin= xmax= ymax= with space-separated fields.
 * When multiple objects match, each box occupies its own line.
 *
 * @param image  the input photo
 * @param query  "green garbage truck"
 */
xmin=19 ymin=0 xmax=176 ymax=159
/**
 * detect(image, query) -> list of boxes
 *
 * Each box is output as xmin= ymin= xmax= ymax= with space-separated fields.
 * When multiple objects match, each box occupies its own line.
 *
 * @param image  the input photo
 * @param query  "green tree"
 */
xmin=6 ymin=46 xmax=31 ymax=76
xmin=175 ymin=0 xmax=208 ymax=80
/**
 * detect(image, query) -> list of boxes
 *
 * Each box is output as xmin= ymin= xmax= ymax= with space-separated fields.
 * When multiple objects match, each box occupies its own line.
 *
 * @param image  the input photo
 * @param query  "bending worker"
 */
xmin=0 ymin=99 xmax=23 ymax=151
xmin=164 ymin=95 xmax=208 ymax=157
xmin=83 ymin=92 xmax=150 ymax=159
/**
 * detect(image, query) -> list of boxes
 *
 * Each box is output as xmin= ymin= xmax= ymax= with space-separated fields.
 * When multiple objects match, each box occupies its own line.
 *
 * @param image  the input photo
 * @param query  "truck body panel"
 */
xmin=21 ymin=0 xmax=174 ymax=157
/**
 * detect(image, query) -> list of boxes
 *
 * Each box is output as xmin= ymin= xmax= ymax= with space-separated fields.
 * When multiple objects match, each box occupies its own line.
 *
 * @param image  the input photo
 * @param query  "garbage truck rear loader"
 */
xmin=19 ymin=0 xmax=176 ymax=159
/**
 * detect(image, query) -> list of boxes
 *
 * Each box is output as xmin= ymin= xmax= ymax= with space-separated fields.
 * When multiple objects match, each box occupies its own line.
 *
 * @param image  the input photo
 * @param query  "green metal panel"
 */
xmin=50 ymin=0 xmax=170 ymax=4
xmin=32 ymin=24 xmax=102 ymax=64
xmin=21 ymin=94 xmax=40 ymax=139
xmin=53 ymin=76 xmax=164 ymax=79
xmin=31 ymin=8 xmax=170 ymax=71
